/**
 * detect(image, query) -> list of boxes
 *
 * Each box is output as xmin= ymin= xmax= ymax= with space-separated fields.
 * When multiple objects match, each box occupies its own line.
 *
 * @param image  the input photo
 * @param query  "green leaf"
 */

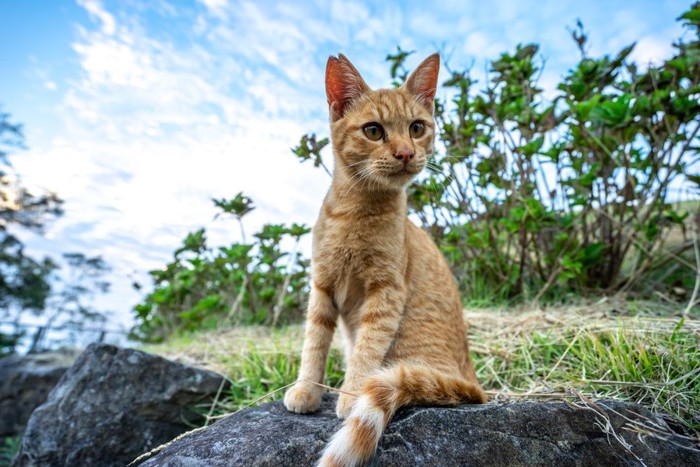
xmin=259 ymin=287 xmax=277 ymax=301
xmin=193 ymin=294 xmax=222 ymax=312
xmin=575 ymin=94 xmax=602 ymax=119
xmin=679 ymin=8 xmax=700 ymax=24
xmin=582 ymin=242 xmax=605 ymax=265
xmin=509 ymin=206 xmax=526 ymax=222
xmin=213 ymin=192 xmax=255 ymax=219
xmin=175 ymin=229 xmax=206 ymax=257
xmin=590 ymin=94 xmax=632 ymax=127
xmin=520 ymin=137 xmax=544 ymax=157
xmin=288 ymin=223 xmax=311 ymax=238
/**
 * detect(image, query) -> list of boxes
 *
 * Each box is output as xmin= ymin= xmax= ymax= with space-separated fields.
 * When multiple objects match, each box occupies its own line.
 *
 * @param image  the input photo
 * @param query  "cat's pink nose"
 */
xmin=394 ymin=149 xmax=414 ymax=164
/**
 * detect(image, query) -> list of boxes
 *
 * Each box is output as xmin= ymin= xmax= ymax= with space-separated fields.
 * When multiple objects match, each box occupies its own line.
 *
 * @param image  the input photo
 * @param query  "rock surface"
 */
xmin=12 ymin=343 xmax=229 ymax=467
xmin=0 ymin=349 xmax=79 ymax=442
xmin=140 ymin=393 xmax=700 ymax=467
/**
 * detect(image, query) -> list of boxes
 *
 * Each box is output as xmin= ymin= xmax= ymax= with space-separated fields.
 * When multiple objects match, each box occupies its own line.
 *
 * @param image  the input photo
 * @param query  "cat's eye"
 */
xmin=409 ymin=121 xmax=426 ymax=138
xmin=363 ymin=123 xmax=384 ymax=141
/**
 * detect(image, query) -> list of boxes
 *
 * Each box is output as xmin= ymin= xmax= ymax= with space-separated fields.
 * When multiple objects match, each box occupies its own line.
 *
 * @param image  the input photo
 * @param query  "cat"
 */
xmin=283 ymin=52 xmax=487 ymax=467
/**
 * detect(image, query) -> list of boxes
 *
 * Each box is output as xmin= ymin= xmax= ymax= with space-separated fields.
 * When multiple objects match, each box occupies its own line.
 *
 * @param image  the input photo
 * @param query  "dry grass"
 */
xmin=144 ymin=325 xmax=306 ymax=375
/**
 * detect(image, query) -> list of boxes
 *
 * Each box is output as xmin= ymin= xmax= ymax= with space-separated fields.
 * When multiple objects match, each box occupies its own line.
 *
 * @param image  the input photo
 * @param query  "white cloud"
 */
xmin=15 ymin=0 xmax=337 ymax=328
xmin=77 ymin=0 xmax=116 ymax=36
xmin=197 ymin=0 xmax=228 ymax=13
xmin=462 ymin=31 xmax=505 ymax=60
xmin=629 ymin=36 xmax=677 ymax=68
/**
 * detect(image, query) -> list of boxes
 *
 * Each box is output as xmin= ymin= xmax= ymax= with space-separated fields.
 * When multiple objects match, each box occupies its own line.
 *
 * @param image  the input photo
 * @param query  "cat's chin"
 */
xmin=378 ymin=169 xmax=420 ymax=190
xmin=389 ymin=168 xmax=413 ymax=177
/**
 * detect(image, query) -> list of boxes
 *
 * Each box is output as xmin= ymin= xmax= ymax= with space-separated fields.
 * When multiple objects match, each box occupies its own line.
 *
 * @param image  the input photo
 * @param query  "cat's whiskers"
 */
xmin=416 ymin=161 xmax=457 ymax=196
xmin=338 ymin=173 xmax=359 ymax=199
xmin=426 ymin=162 xmax=442 ymax=175
xmin=343 ymin=170 xmax=366 ymax=197
xmin=336 ymin=159 xmax=368 ymax=191
xmin=425 ymin=156 xmax=442 ymax=171
xmin=359 ymin=167 xmax=377 ymax=192
xmin=340 ymin=166 xmax=373 ymax=199
xmin=345 ymin=159 xmax=367 ymax=169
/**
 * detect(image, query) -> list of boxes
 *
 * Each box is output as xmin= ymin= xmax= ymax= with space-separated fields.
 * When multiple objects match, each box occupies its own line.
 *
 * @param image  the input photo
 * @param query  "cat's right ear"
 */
xmin=326 ymin=54 xmax=370 ymax=121
xmin=404 ymin=53 xmax=440 ymax=113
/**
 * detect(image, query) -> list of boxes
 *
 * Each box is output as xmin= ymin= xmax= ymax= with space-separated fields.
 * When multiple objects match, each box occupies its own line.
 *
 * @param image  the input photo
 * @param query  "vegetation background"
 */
xmin=1 ymin=1 xmax=698 ymax=459
xmin=131 ymin=6 xmax=699 ymax=338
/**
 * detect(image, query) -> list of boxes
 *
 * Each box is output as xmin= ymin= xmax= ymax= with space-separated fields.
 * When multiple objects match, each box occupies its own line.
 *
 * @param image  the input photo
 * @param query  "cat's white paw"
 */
xmin=335 ymin=392 xmax=356 ymax=419
xmin=284 ymin=382 xmax=323 ymax=414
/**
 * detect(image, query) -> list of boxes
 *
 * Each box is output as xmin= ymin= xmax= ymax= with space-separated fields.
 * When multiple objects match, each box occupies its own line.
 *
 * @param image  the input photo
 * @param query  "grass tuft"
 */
xmin=468 ymin=303 xmax=700 ymax=433
xmin=1 ymin=436 xmax=21 ymax=467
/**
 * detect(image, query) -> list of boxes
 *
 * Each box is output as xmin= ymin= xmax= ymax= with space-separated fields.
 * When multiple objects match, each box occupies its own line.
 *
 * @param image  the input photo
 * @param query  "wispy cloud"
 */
xmin=77 ymin=0 xmax=116 ymax=35
xmin=15 ymin=0 xmax=336 ymax=325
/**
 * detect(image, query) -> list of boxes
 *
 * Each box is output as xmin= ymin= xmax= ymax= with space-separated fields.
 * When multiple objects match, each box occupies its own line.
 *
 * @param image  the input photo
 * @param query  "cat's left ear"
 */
xmin=404 ymin=53 xmax=440 ymax=113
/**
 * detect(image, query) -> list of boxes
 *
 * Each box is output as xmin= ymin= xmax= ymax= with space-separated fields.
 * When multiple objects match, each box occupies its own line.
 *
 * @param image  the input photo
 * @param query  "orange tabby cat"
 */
xmin=284 ymin=53 xmax=487 ymax=467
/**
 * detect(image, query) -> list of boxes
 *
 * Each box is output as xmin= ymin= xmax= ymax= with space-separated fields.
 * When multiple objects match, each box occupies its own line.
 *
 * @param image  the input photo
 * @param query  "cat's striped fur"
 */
xmin=284 ymin=53 xmax=487 ymax=467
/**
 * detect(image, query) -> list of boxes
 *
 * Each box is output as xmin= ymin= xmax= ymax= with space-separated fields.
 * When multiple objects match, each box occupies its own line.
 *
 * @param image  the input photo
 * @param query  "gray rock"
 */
xmin=139 ymin=393 xmax=700 ymax=467
xmin=12 ymin=343 xmax=229 ymax=467
xmin=0 ymin=349 xmax=79 ymax=441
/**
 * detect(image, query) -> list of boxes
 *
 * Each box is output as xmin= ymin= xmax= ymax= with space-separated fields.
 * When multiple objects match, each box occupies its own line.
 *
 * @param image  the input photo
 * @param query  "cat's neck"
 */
xmin=327 ymin=168 xmax=407 ymax=217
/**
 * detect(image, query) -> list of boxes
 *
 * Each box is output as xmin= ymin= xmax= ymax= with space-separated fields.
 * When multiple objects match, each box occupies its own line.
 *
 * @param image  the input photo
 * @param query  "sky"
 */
xmin=0 ymin=0 xmax=692 ymax=333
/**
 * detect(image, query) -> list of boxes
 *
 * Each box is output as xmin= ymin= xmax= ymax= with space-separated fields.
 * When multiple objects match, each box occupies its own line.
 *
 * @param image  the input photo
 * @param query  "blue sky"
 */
xmin=0 ymin=0 xmax=691 ymax=330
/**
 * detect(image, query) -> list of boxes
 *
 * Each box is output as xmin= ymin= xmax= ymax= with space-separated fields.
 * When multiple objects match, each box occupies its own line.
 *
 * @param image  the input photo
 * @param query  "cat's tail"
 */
xmin=318 ymin=365 xmax=487 ymax=467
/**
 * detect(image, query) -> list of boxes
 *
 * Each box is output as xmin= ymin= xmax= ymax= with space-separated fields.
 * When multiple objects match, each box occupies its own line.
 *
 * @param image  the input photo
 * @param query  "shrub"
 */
xmin=131 ymin=194 xmax=310 ymax=342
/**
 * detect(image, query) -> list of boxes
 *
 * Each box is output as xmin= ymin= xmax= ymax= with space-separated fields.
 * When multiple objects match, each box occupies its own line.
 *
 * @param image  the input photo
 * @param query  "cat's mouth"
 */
xmin=389 ymin=167 xmax=420 ymax=178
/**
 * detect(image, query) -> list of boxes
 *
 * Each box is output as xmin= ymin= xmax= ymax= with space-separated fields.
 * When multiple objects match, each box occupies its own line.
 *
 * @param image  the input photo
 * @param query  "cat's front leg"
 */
xmin=336 ymin=286 xmax=404 ymax=418
xmin=285 ymin=284 xmax=338 ymax=414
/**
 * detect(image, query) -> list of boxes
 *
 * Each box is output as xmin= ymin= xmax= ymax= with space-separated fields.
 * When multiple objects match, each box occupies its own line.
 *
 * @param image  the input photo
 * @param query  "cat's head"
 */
xmin=325 ymin=53 xmax=440 ymax=192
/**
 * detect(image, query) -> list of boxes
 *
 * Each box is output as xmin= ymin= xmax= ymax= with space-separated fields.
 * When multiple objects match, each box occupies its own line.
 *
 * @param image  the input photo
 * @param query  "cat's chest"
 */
xmin=314 ymin=219 xmax=383 ymax=278
xmin=312 ymin=215 xmax=405 ymax=309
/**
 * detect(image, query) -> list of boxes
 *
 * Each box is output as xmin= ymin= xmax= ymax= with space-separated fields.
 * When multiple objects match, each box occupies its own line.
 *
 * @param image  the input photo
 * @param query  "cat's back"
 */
xmin=404 ymin=220 xmax=459 ymax=297
xmin=385 ymin=220 xmax=472 ymax=373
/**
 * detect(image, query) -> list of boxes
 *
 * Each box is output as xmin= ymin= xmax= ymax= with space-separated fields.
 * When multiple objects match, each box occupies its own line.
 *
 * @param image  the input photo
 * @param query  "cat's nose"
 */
xmin=394 ymin=149 xmax=414 ymax=164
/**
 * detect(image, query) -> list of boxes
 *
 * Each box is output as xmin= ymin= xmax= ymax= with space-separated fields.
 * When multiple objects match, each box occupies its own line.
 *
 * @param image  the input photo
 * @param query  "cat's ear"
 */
xmin=326 ymin=54 xmax=370 ymax=121
xmin=404 ymin=53 xmax=440 ymax=113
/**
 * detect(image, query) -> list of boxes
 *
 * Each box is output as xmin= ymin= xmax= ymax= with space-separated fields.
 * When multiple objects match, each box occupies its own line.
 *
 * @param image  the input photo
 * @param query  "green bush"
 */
xmin=131 ymin=193 xmax=310 ymax=342
xmin=433 ymin=7 xmax=699 ymax=300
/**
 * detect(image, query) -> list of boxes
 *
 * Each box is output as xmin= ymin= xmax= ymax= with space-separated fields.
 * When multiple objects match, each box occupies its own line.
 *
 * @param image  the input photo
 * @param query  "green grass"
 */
xmin=144 ymin=326 xmax=345 ymax=419
xmin=219 ymin=344 xmax=345 ymax=413
xmin=0 ymin=436 xmax=21 ymax=467
xmin=147 ymin=302 xmax=700 ymax=435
